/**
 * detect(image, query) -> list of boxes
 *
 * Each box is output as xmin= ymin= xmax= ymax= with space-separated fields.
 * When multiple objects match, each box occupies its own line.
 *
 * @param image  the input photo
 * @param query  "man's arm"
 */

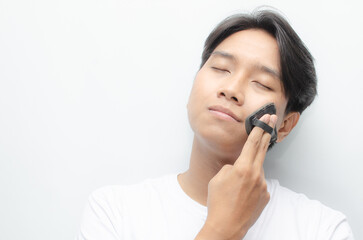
xmin=195 ymin=114 xmax=276 ymax=240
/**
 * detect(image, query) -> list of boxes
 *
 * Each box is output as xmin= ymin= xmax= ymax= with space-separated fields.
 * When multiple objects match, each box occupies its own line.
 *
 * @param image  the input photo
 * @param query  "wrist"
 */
xmin=195 ymin=220 xmax=247 ymax=240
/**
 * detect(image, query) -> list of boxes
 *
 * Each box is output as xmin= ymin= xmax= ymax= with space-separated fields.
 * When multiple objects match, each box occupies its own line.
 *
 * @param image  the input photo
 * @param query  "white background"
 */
xmin=0 ymin=0 xmax=362 ymax=239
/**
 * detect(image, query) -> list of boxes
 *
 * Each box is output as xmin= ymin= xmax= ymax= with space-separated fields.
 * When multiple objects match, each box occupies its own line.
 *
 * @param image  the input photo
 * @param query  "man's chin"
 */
xmin=195 ymin=132 xmax=246 ymax=161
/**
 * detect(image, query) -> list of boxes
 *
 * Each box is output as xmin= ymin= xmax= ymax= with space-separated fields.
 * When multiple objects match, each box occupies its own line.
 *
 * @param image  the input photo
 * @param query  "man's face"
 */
xmin=187 ymin=29 xmax=288 ymax=160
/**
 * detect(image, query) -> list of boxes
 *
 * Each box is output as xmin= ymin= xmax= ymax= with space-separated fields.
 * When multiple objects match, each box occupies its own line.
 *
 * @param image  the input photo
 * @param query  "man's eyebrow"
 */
xmin=211 ymin=51 xmax=236 ymax=61
xmin=255 ymin=64 xmax=281 ymax=80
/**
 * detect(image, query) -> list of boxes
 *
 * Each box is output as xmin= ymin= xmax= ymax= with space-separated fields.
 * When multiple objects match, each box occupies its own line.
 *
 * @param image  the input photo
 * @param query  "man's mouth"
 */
xmin=208 ymin=105 xmax=242 ymax=122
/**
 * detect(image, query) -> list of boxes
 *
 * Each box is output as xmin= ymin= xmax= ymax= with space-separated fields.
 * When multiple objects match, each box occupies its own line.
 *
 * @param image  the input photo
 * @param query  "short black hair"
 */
xmin=200 ymin=9 xmax=317 ymax=114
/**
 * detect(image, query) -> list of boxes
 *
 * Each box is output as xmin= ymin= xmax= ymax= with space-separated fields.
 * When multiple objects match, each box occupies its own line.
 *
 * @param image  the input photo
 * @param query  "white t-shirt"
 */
xmin=76 ymin=174 xmax=354 ymax=240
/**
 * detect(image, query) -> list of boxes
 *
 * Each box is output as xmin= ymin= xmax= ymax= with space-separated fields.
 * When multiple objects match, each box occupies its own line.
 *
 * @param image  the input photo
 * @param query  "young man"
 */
xmin=76 ymin=9 xmax=354 ymax=240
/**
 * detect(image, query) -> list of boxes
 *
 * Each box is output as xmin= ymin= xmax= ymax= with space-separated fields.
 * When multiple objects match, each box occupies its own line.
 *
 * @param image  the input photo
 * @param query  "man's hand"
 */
xmin=195 ymin=114 xmax=277 ymax=240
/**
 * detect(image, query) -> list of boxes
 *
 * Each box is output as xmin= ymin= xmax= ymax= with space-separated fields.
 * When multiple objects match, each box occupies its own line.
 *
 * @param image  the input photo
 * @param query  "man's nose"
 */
xmin=217 ymin=78 xmax=245 ymax=106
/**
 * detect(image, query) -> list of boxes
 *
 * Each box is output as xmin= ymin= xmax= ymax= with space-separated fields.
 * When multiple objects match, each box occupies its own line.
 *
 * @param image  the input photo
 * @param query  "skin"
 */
xmin=177 ymin=29 xmax=300 ymax=239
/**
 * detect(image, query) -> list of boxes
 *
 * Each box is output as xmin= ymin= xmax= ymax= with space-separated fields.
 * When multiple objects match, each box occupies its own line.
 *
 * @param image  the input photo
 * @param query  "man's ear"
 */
xmin=276 ymin=112 xmax=300 ymax=143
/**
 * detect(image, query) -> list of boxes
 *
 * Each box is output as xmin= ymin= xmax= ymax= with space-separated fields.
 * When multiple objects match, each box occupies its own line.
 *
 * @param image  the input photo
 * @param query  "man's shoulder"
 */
xmin=88 ymin=174 xmax=176 ymax=206
xmin=265 ymin=179 xmax=352 ymax=238
xmin=268 ymin=179 xmax=345 ymax=217
xmin=270 ymin=180 xmax=334 ymax=208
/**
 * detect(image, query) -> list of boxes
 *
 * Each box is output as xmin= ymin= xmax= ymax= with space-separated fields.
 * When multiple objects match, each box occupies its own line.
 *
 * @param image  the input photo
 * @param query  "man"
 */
xmin=76 ymin=9 xmax=354 ymax=240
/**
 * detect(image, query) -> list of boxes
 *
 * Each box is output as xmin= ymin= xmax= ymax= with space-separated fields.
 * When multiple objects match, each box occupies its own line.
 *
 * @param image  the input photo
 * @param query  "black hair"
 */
xmin=200 ymin=9 xmax=317 ymax=114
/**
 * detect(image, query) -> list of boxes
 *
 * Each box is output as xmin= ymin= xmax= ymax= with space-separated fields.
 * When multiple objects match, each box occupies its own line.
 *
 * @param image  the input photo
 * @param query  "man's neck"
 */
xmin=178 ymin=135 xmax=235 ymax=206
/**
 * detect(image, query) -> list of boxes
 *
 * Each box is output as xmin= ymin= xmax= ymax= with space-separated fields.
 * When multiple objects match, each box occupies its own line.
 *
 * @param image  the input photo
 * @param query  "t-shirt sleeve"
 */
xmin=327 ymin=217 xmax=355 ymax=240
xmin=75 ymin=187 xmax=123 ymax=240
xmin=318 ymin=208 xmax=355 ymax=240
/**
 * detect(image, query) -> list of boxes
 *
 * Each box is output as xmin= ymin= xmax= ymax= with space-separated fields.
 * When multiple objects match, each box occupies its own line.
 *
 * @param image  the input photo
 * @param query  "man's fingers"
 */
xmin=234 ymin=114 xmax=271 ymax=168
xmin=254 ymin=114 xmax=277 ymax=168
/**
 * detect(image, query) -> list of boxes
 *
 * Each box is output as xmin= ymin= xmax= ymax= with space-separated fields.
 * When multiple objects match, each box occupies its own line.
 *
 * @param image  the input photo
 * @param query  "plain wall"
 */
xmin=0 ymin=0 xmax=362 ymax=239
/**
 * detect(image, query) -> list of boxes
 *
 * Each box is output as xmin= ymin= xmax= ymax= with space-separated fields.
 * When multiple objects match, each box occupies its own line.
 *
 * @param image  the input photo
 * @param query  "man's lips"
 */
xmin=208 ymin=105 xmax=242 ymax=122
